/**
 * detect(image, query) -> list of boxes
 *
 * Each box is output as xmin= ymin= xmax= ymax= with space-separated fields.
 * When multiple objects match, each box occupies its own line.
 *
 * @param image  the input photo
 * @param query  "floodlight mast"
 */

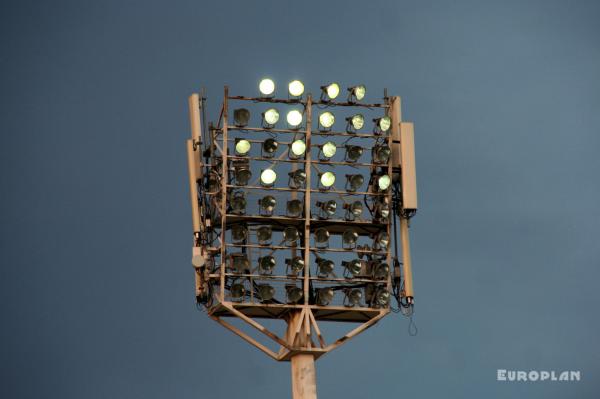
xmin=186 ymin=83 xmax=418 ymax=399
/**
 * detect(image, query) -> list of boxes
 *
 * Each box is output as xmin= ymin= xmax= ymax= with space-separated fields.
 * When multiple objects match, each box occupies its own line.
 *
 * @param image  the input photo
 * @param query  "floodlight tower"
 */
xmin=186 ymin=79 xmax=418 ymax=399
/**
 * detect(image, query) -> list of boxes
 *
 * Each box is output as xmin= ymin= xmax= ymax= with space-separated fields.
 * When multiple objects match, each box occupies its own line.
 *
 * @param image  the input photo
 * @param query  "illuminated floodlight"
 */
xmin=289 ymin=139 xmax=306 ymax=159
xmin=374 ymin=116 xmax=391 ymax=133
xmin=259 ymin=78 xmax=275 ymax=97
xmin=372 ymin=261 xmax=390 ymax=279
xmin=316 ymin=287 xmax=334 ymax=306
xmin=286 ymin=110 xmax=303 ymax=128
xmin=342 ymin=259 xmax=362 ymax=277
xmin=321 ymin=82 xmax=340 ymax=100
xmin=257 ymin=284 xmax=275 ymax=302
xmin=316 ymin=199 xmax=336 ymax=219
xmin=288 ymin=170 xmax=306 ymax=188
xmin=346 ymin=114 xmax=364 ymax=132
xmin=344 ymin=200 xmax=363 ymax=221
xmin=258 ymin=255 xmax=276 ymax=275
xmin=316 ymin=258 xmax=335 ymax=277
xmin=262 ymin=138 xmax=278 ymax=157
xmin=284 ymin=226 xmax=300 ymax=245
xmin=373 ymin=231 xmax=390 ymax=251
xmin=342 ymin=228 xmax=358 ymax=248
xmin=286 ymin=199 xmax=303 ymax=218
xmin=320 ymin=141 xmax=337 ymax=160
xmin=286 ymin=285 xmax=303 ymax=304
xmin=314 ymin=227 xmax=330 ymax=247
xmin=288 ymin=80 xmax=304 ymax=97
xmin=230 ymin=282 xmax=246 ymax=300
xmin=348 ymin=84 xmax=366 ymax=102
xmin=344 ymin=288 xmax=363 ymax=307
xmin=231 ymin=254 xmax=250 ymax=273
xmin=346 ymin=174 xmax=364 ymax=192
xmin=262 ymin=108 xmax=279 ymax=128
xmin=318 ymin=112 xmax=335 ymax=131
xmin=231 ymin=224 xmax=248 ymax=243
xmin=230 ymin=192 xmax=247 ymax=215
xmin=345 ymin=145 xmax=363 ymax=162
xmin=260 ymin=169 xmax=277 ymax=186
xmin=233 ymin=108 xmax=250 ymax=127
xmin=256 ymin=226 xmax=272 ymax=244
xmin=258 ymin=195 xmax=276 ymax=215
xmin=235 ymin=139 xmax=251 ymax=156
xmin=286 ymin=257 xmax=304 ymax=275
xmin=319 ymin=172 xmax=335 ymax=189
xmin=377 ymin=174 xmax=391 ymax=191
xmin=372 ymin=144 xmax=391 ymax=164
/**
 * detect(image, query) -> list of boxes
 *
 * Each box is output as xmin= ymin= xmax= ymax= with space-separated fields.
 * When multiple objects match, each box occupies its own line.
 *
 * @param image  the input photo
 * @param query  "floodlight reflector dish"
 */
xmin=342 ymin=228 xmax=359 ymax=245
xmin=258 ymin=284 xmax=275 ymax=301
xmin=347 ymin=174 xmax=364 ymax=191
xmin=317 ymin=258 xmax=335 ymax=276
xmin=289 ymin=170 xmax=306 ymax=188
xmin=256 ymin=226 xmax=273 ymax=243
xmin=345 ymin=145 xmax=363 ymax=162
xmin=235 ymin=139 xmax=251 ymax=155
xmin=377 ymin=174 xmax=391 ymax=191
xmin=288 ymin=80 xmax=304 ymax=97
xmin=350 ymin=85 xmax=366 ymax=101
xmin=344 ymin=259 xmax=362 ymax=277
xmin=347 ymin=114 xmax=365 ymax=131
xmin=260 ymin=169 xmax=277 ymax=186
xmin=259 ymin=78 xmax=275 ymax=96
xmin=286 ymin=257 xmax=304 ymax=274
xmin=286 ymin=286 xmax=303 ymax=303
xmin=286 ymin=199 xmax=303 ymax=217
xmin=320 ymin=172 xmax=335 ymax=188
xmin=373 ymin=262 xmax=390 ymax=279
xmin=318 ymin=199 xmax=337 ymax=217
xmin=284 ymin=227 xmax=300 ymax=244
xmin=290 ymin=139 xmax=306 ymax=158
xmin=346 ymin=200 xmax=363 ymax=218
xmin=374 ymin=231 xmax=390 ymax=250
xmin=287 ymin=110 xmax=303 ymax=128
xmin=345 ymin=288 xmax=362 ymax=307
xmin=258 ymin=256 xmax=276 ymax=274
xmin=316 ymin=287 xmax=334 ymax=306
xmin=321 ymin=141 xmax=337 ymax=159
xmin=233 ymin=108 xmax=251 ymax=127
xmin=314 ymin=227 xmax=330 ymax=244
xmin=262 ymin=138 xmax=279 ymax=156
xmin=373 ymin=144 xmax=391 ymax=164
xmin=259 ymin=196 xmax=277 ymax=214
xmin=319 ymin=112 xmax=335 ymax=130
xmin=230 ymin=194 xmax=247 ymax=215
xmin=263 ymin=108 xmax=280 ymax=125
xmin=230 ymin=283 xmax=245 ymax=299
xmin=375 ymin=288 xmax=391 ymax=307
xmin=231 ymin=225 xmax=248 ymax=242
xmin=322 ymin=82 xmax=340 ymax=100
xmin=376 ymin=116 xmax=392 ymax=132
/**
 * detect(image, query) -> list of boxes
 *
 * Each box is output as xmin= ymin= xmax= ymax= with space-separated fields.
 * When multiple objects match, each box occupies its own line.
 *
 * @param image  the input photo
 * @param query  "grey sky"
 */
xmin=1 ymin=0 xmax=599 ymax=398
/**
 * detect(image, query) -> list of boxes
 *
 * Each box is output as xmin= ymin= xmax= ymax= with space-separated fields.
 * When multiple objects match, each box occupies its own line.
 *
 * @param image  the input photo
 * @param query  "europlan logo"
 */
xmin=497 ymin=369 xmax=581 ymax=382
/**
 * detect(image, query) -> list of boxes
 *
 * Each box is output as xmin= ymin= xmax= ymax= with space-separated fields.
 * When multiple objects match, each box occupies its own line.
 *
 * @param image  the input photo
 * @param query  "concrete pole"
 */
xmin=286 ymin=311 xmax=317 ymax=399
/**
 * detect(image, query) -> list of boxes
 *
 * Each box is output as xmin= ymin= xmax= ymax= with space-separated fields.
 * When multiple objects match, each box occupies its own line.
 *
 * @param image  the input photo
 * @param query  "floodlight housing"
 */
xmin=320 ymin=82 xmax=340 ymax=101
xmin=319 ymin=172 xmax=336 ymax=189
xmin=258 ymin=255 xmax=276 ymax=274
xmin=256 ymin=226 xmax=273 ymax=244
xmin=287 ymin=110 xmax=303 ymax=129
xmin=345 ymin=145 xmax=363 ymax=162
xmin=376 ymin=174 xmax=391 ymax=191
xmin=320 ymin=141 xmax=337 ymax=160
xmin=346 ymin=174 xmax=364 ymax=192
xmin=372 ymin=144 xmax=391 ymax=164
xmin=284 ymin=226 xmax=300 ymax=245
xmin=316 ymin=200 xmax=337 ymax=219
xmin=231 ymin=224 xmax=248 ymax=243
xmin=230 ymin=191 xmax=247 ymax=215
xmin=316 ymin=287 xmax=334 ymax=306
xmin=373 ymin=231 xmax=390 ymax=251
xmin=344 ymin=200 xmax=363 ymax=221
xmin=286 ymin=257 xmax=304 ymax=275
xmin=374 ymin=116 xmax=392 ymax=133
xmin=257 ymin=284 xmax=275 ymax=302
xmin=374 ymin=199 xmax=390 ymax=222
xmin=289 ymin=139 xmax=306 ymax=159
xmin=344 ymin=288 xmax=363 ymax=307
xmin=316 ymin=258 xmax=335 ymax=277
xmin=346 ymin=114 xmax=365 ymax=133
xmin=372 ymin=261 xmax=390 ymax=279
xmin=348 ymin=84 xmax=366 ymax=102
xmin=286 ymin=285 xmax=303 ymax=304
xmin=286 ymin=199 xmax=303 ymax=218
xmin=288 ymin=80 xmax=304 ymax=98
xmin=230 ymin=282 xmax=246 ymax=300
xmin=259 ymin=78 xmax=275 ymax=97
xmin=288 ymin=170 xmax=306 ymax=189
xmin=260 ymin=169 xmax=277 ymax=187
xmin=314 ymin=227 xmax=330 ymax=247
xmin=233 ymin=108 xmax=250 ymax=127
xmin=231 ymin=254 xmax=250 ymax=273
xmin=318 ymin=112 xmax=335 ymax=131
xmin=342 ymin=228 xmax=359 ymax=248
xmin=235 ymin=138 xmax=251 ymax=156
xmin=258 ymin=195 xmax=277 ymax=215
xmin=233 ymin=160 xmax=252 ymax=186
xmin=342 ymin=259 xmax=362 ymax=277
xmin=262 ymin=108 xmax=279 ymax=128
xmin=262 ymin=138 xmax=279 ymax=157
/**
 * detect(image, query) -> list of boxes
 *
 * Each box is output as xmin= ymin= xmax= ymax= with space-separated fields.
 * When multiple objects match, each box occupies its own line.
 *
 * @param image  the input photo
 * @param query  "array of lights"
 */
xmin=210 ymin=78 xmax=396 ymax=311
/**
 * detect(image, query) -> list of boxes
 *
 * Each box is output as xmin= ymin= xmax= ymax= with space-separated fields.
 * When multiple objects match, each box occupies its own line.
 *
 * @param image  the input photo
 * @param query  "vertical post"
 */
xmin=400 ymin=217 xmax=414 ymax=299
xmin=303 ymin=96 xmax=312 ymax=304
xmin=220 ymin=87 xmax=229 ymax=301
xmin=287 ymin=311 xmax=317 ymax=399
